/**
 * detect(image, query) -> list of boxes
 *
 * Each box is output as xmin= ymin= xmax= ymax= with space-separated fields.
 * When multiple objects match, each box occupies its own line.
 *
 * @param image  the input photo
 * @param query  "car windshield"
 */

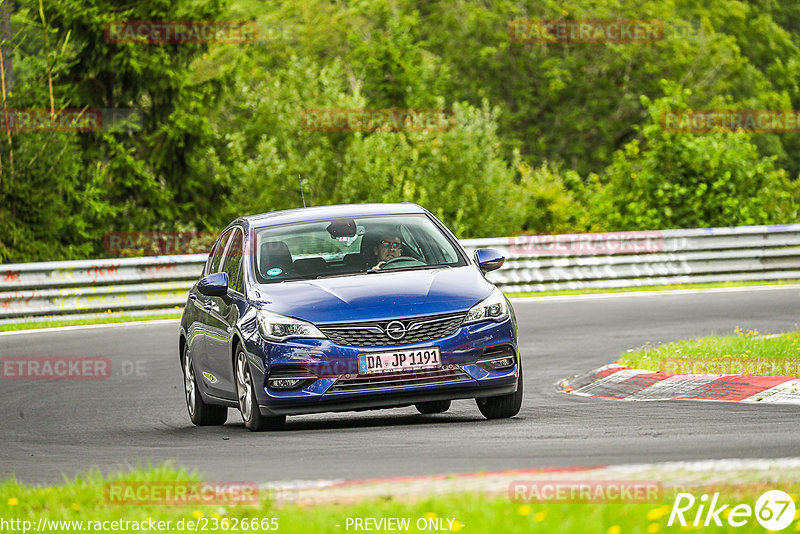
xmin=251 ymin=214 xmax=466 ymax=283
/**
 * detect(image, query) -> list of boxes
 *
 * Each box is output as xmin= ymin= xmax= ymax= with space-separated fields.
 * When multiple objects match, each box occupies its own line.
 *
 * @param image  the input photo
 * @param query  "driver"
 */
xmin=371 ymin=233 xmax=403 ymax=270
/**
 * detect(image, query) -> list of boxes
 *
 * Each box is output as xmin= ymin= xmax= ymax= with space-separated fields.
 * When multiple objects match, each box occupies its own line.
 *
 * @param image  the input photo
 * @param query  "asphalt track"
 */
xmin=1 ymin=286 xmax=798 ymax=485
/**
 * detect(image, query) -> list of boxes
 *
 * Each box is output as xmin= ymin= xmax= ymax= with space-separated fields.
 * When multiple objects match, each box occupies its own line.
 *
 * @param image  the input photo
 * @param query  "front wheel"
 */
xmin=235 ymin=348 xmax=286 ymax=432
xmin=183 ymin=345 xmax=227 ymax=426
xmin=476 ymin=365 xmax=523 ymax=419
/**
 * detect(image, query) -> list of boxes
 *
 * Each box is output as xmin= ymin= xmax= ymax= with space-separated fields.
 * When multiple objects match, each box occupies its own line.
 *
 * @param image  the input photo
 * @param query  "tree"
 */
xmin=592 ymin=86 xmax=800 ymax=230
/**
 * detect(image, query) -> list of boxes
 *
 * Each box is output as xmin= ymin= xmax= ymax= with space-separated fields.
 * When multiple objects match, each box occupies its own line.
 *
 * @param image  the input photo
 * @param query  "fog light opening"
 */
xmin=269 ymin=378 xmax=305 ymax=390
xmin=476 ymin=356 xmax=516 ymax=373
xmin=266 ymin=367 xmax=316 ymax=391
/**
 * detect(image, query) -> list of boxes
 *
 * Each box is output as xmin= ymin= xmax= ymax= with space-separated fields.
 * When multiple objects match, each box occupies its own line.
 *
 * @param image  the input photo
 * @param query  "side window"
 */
xmin=207 ymin=229 xmax=233 ymax=275
xmin=222 ymin=229 xmax=244 ymax=294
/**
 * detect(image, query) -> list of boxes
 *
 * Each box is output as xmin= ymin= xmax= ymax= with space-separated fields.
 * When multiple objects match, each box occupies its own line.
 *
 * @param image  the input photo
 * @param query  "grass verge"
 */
xmin=0 ymin=313 xmax=180 ymax=333
xmin=506 ymin=279 xmax=800 ymax=298
xmin=1 ymin=465 xmax=799 ymax=533
xmin=620 ymin=329 xmax=800 ymax=376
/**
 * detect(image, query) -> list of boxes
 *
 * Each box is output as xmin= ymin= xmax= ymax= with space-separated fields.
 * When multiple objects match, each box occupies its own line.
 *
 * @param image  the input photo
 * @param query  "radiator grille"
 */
xmin=318 ymin=312 xmax=466 ymax=347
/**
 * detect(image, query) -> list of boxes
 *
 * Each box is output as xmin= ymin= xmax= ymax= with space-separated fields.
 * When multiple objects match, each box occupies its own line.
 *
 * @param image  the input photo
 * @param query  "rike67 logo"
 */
xmin=669 ymin=490 xmax=796 ymax=530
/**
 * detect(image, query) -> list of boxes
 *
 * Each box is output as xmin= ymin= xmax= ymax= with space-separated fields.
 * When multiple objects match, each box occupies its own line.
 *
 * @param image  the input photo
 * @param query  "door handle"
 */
xmin=188 ymin=294 xmax=197 ymax=300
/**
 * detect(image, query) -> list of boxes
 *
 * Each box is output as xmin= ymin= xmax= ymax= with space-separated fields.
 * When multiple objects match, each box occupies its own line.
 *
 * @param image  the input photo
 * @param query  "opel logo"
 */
xmin=385 ymin=321 xmax=407 ymax=340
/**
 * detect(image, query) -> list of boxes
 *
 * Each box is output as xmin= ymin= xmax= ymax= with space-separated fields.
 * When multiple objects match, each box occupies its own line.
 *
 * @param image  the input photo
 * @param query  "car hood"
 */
xmin=251 ymin=266 xmax=494 ymax=324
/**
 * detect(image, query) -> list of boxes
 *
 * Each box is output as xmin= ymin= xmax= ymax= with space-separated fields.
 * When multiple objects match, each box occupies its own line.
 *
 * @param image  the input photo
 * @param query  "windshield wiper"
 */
xmin=311 ymin=272 xmax=361 ymax=280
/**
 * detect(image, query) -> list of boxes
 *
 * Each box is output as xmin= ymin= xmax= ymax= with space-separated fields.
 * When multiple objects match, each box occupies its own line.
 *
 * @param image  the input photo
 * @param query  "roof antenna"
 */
xmin=298 ymin=175 xmax=306 ymax=208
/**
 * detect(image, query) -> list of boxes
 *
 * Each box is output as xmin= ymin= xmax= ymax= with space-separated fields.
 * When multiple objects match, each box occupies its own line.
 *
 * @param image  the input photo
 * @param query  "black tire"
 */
xmin=235 ymin=347 xmax=286 ymax=432
xmin=476 ymin=364 xmax=523 ymax=419
xmin=415 ymin=400 xmax=451 ymax=414
xmin=182 ymin=344 xmax=228 ymax=426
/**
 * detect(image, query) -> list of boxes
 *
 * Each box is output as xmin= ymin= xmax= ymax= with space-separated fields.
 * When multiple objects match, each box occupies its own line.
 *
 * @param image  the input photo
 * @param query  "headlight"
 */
xmin=257 ymin=310 xmax=326 ymax=342
xmin=463 ymin=288 xmax=509 ymax=325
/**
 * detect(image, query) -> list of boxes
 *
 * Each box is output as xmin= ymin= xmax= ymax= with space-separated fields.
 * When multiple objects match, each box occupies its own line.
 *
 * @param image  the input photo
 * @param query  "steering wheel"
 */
xmin=382 ymin=256 xmax=423 ymax=267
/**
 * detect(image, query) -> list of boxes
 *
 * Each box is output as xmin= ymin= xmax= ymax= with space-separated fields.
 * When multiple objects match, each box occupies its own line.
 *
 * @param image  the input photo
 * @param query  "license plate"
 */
xmin=358 ymin=347 xmax=441 ymax=375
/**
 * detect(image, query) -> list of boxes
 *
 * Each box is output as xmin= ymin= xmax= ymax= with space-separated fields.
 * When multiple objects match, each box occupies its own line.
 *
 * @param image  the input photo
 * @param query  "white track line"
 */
xmin=0 ymin=319 xmax=180 ymax=337
xmin=512 ymin=284 xmax=800 ymax=303
xmin=258 ymin=458 xmax=800 ymax=505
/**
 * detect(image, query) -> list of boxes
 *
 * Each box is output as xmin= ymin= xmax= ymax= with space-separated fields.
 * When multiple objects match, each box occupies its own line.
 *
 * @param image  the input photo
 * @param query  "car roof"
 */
xmin=241 ymin=203 xmax=428 ymax=229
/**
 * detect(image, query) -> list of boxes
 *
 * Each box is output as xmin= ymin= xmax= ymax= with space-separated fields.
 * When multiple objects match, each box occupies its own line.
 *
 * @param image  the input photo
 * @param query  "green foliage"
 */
xmin=2 ymin=0 xmax=800 ymax=262
xmin=513 ymin=161 xmax=589 ymax=235
xmin=1 ymin=0 xmax=231 ymax=262
xmin=334 ymin=101 xmax=520 ymax=237
xmin=593 ymin=86 xmax=800 ymax=230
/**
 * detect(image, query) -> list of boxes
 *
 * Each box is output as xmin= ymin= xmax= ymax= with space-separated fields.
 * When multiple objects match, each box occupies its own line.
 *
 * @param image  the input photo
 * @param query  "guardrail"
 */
xmin=0 ymin=255 xmax=207 ymax=321
xmin=465 ymin=224 xmax=800 ymax=292
xmin=1 ymin=224 xmax=799 ymax=321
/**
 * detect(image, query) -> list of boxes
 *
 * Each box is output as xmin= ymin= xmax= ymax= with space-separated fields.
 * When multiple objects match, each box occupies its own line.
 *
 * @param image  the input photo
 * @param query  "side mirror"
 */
xmin=475 ymin=248 xmax=505 ymax=273
xmin=197 ymin=272 xmax=229 ymax=297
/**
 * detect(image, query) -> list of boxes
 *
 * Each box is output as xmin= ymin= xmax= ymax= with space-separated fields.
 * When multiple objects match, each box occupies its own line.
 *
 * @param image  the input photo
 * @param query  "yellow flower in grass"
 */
xmin=648 ymin=523 xmax=660 ymax=533
xmin=517 ymin=505 xmax=531 ymax=516
xmin=647 ymin=505 xmax=670 ymax=520
xmin=192 ymin=510 xmax=204 ymax=519
xmin=534 ymin=511 xmax=546 ymax=522
xmin=71 ymin=503 xmax=80 ymax=511
xmin=607 ymin=526 xmax=621 ymax=534
xmin=424 ymin=513 xmax=437 ymax=520
xmin=7 ymin=498 xmax=18 ymax=506
xmin=450 ymin=520 xmax=463 ymax=531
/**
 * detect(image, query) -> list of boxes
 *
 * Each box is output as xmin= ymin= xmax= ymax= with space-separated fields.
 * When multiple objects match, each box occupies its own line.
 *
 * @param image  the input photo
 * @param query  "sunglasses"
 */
xmin=380 ymin=241 xmax=402 ymax=249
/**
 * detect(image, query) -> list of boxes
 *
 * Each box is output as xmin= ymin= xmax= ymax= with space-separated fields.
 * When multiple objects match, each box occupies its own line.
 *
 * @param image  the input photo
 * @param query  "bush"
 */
xmin=592 ymin=86 xmax=800 ymax=230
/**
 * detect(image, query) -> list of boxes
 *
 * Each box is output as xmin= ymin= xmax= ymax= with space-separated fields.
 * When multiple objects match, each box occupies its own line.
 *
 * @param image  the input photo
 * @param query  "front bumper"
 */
xmin=247 ymin=318 xmax=519 ymax=416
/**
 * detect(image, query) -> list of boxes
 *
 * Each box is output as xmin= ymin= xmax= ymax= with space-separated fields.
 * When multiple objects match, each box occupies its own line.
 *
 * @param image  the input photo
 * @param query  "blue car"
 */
xmin=179 ymin=203 xmax=522 ymax=431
